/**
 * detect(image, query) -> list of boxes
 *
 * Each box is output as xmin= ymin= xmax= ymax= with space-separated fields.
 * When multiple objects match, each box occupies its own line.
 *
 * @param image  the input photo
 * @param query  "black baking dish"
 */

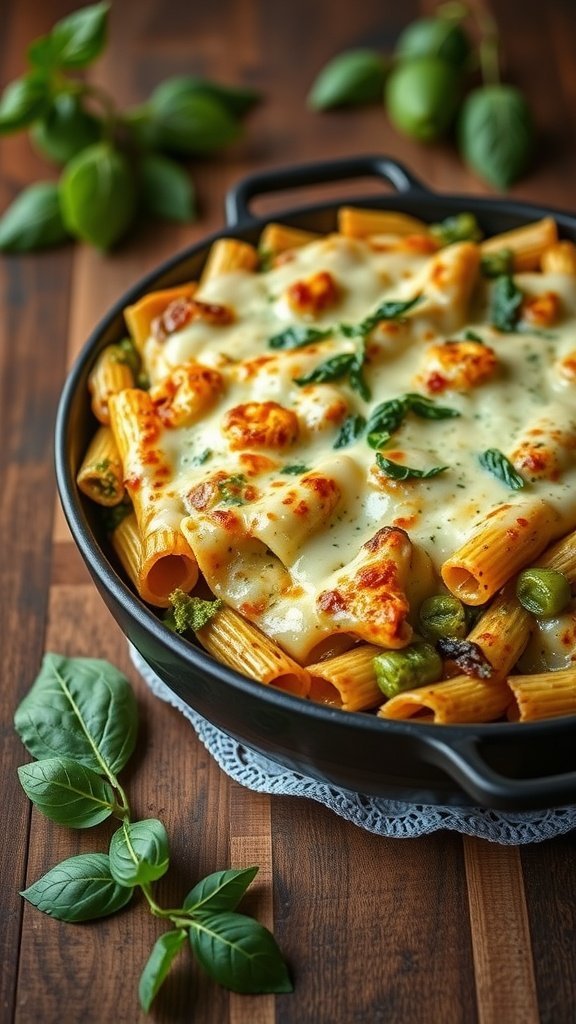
xmin=55 ymin=154 xmax=576 ymax=810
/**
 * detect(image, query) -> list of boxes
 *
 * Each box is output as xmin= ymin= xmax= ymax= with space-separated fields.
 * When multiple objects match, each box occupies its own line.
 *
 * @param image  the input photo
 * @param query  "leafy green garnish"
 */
xmin=480 ymin=248 xmax=513 ymax=279
xmin=268 ymin=325 xmax=332 ymax=350
xmin=333 ymin=414 xmax=366 ymax=449
xmin=366 ymin=393 xmax=459 ymax=449
xmin=489 ymin=274 xmax=523 ymax=332
xmin=166 ymin=588 xmax=222 ymax=633
xmin=375 ymin=452 xmax=448 ymax=480
xmin=429 ymin=213 xmax=483 ymax=246
xmin=100 ymin=499 xmax=132 ymax=533
xmin=478 ymin=448 xmax=525 ymax=490
xmin=294 ymin=344 xmax=371 ymax=401
xmin=340 ymin=294 xmax=422 ymax=338
xmin=280 ymin=463 xmax=311 ymax=475
xmin=191 ymin=448 xmax=212 ymax=466
xmin=14 ymin=652 xmax=291 ymax=1007
xmin=463 ymin=329 xmax=484 ymax=343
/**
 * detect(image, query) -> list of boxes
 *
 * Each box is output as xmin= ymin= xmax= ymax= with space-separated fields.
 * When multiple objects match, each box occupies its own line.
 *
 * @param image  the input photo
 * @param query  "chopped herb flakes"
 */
xmin=217 ymin=474 xmax=249 ymax=505
xmin=166 ymin=588 xmax=222 ymax=633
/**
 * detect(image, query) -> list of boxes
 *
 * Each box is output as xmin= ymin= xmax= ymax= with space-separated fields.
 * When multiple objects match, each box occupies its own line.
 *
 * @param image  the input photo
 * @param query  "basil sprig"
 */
xmin=0 ymin=3 xmax=261 ymax=251
xmin=366 ymin=392 xmax=460 ymax=450
xmin=478 ymin=448 xmax=525 ymax=490
xmin=375 ymin=452 xmax=449 ymax=481
xmin=15 ymin=653 xmax=291 ymax=1009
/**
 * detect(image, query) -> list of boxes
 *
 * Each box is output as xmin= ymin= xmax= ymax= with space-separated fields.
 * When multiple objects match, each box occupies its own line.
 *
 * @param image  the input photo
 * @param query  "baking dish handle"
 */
xmin=423 ymin=732 xmax=576 ymax=810
xmin=225 ymin=154 xmax=431 ymax=227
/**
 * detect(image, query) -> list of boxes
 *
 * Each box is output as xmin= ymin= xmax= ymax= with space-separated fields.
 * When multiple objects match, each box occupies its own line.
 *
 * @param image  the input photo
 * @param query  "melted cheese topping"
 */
xmin=136 ymin=234 xmax=576 ymax=660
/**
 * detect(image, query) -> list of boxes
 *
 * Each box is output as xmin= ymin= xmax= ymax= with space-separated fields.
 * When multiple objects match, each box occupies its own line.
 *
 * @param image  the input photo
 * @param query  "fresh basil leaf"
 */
xmin=268 ymin=325 xmax=332 ymax=350
xmin=333 ymin=414 xmax=366 ymax=448
xmin=294 ymin=352 xmax=356 ymax=387
xmin=429 ymin=213 xmax=483 ymax=246
xmin=394 ymin=15 xmax=471 ymax=69
xmin=0 ymin=182 xmax=69 ymax=252
xmin=139 ymin=153 xmax=195 ymax=223
xmin=189 ymin=911 xmax=292 ymax=994
xmin=459 ymin=84 xmax=534 ymax=190
xmin=31 ymin=93 xmax=101 ymax=164
xmin=184 ymin=867 xmax=258 ymax=913
xmin=149 ymin=88 xmax=240 ymax=156
xmin=166 ymin=589 xmax=222 ymax=633
xmin=17 ymin=757 xmax=115 ymax=828
xmin=376 ymin=452 xmax=448 ymax=480
xmin=480 ymin=248 xmax=513 ymax=279
xmin=366 ymin=398 xmax=406 ymax=443
xmin=49 ymin=2 xmax=110 ymax=69
xmin=14 ymin=652 xmax=138 ymax=776
xmin=0 ymin=75 xmax=49 ymax=134
xmin=109 ymin=819 xmax=169 ymax=886
xmin=489 ymin=274 xmax=523 ymax=332
xmin=340 ymin=294 xmax=422 ymax=338
xmin=59 ymin=142 xmax=137 ymax=249
xmin=348 ymin=349 xmax=371 ymax=401
xmin=478 ymin=448 xmax=525 ymax=490
xmin=138 ymin=929 xmax=188 ymax=1012
xmin=27 ymin=35 xmax=61 ymax=72
xmin=308 ymin=49 xmax=389 ymax=110
xmin=367 ymin=431 xmax=392 ymax=450
xmin=403 ymin=393 xmax=460 ymax=420
xmin=150 ymin=76 xmax=261 ymax=118
xmin=21 ymin=853 xmax=132 ymax=923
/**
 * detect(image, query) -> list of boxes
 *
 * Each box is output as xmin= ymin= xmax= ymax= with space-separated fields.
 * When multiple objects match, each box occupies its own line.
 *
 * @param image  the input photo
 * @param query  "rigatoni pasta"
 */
xmin=77 ymin=207 xmax=576 ymax=721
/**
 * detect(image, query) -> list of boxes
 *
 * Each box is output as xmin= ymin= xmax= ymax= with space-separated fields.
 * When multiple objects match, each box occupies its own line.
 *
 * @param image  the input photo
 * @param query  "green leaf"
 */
xmin=308 ymin=49 xmax=389 ymax=110
xmin=394 ymin=15 xmax=471 ymax=69
xmin=403 ymin=393 xmax=460 ymax=421
xmin=31 ymin=93 xmax=101 ymax=164
xmin=478 ymin=448 xmax=525 ymax=490
xmin=459 ymin=84 xmax=534 ymax=190
xmin=489 ymin=274 xmax=523 ymax=332
xmin=375 ymin=452 xmax=448 ymax=480
xmin=333 ymin=413 xmax=366 ymax=449
xmin=138 ymin=930 xmax=188 ymax=1012
xmin=0 ymin=182 xmax=69 ymax=252
xmin=49 ymin=2 xmax=110 ymax=69
xmin=340 ymin=294 xmax=422 ymax=338
xmin=150 ymin=76 xmax=261 ymax=118
xmin=166 ymin=589 xmax=222 ymax=634
xmin=27 ymin=35 xmax=62 ymax=72
xmin=149 ymin=86 xmax=240 ymax=156
xmin=0 ymin=75 xmax=49 ymax=134
xmin=109 ymin=819 xmax=169 ymax=886
xmin=366 ymin=398 xmax=406 ymax=447
xmin=59 ymin=142 xmax=137 ymax=249
xmin=184 ymin=867 xmax=258 ymax=913
xmin=268 ymin=324 xmax=332 ymax=350
xmin=189 ymin=911 xmax=292 ymax=994
xmin=139 ymin=153 xmax=195 ymax=223
xmin=294 ymin=352 xmax=356 ymax=388
xmin=14 ymin=652 xmax=138 ymax=776
xmin=21 ymin=853 xmax=132 ymax=923
xmin=17 ymin=757 xmax=115 ymax=828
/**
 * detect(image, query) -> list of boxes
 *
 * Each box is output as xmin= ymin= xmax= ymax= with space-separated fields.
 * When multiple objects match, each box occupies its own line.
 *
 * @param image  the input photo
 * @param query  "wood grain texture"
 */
xmin=3 ymin=0 xmax=576 ymax=1022
xmin=464 ymin=838 xmax=539 ymax=1024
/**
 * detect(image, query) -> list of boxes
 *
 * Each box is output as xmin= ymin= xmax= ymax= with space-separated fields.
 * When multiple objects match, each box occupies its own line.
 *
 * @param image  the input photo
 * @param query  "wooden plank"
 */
xmin=463 ymin=837 xmax=539 ymax=1024
xmin=272 ymin=798 xmax=476 ymax=1024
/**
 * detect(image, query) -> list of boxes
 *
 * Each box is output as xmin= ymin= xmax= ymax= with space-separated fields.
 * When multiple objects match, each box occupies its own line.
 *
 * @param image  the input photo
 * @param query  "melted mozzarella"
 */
xmin=138 ymin=235 xmax=576 ymax=658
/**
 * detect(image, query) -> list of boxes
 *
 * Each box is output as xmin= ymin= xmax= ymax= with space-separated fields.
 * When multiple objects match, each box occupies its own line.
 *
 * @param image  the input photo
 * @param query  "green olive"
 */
xmin=395 ymin=16 xmax=471 ymax=69
xmin=385 ymin=56 xmax=460 ymax=142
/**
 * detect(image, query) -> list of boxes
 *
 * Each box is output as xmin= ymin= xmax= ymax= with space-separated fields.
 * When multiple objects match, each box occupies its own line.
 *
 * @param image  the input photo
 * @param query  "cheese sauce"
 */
xmin=138 ymin=235 xmax=576 ymax=659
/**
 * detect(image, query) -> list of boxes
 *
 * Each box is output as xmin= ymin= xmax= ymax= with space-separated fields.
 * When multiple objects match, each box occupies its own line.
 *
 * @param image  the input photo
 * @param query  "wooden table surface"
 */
xmin=2 ymin=1 xmax=576 ymax=1021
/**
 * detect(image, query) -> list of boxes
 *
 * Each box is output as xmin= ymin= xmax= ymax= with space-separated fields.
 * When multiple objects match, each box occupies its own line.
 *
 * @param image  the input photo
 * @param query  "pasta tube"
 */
xmin=307 ymin=645 xmax=382 ymax=710
xmin=77 ymin=426 xmax=125 ymax=506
